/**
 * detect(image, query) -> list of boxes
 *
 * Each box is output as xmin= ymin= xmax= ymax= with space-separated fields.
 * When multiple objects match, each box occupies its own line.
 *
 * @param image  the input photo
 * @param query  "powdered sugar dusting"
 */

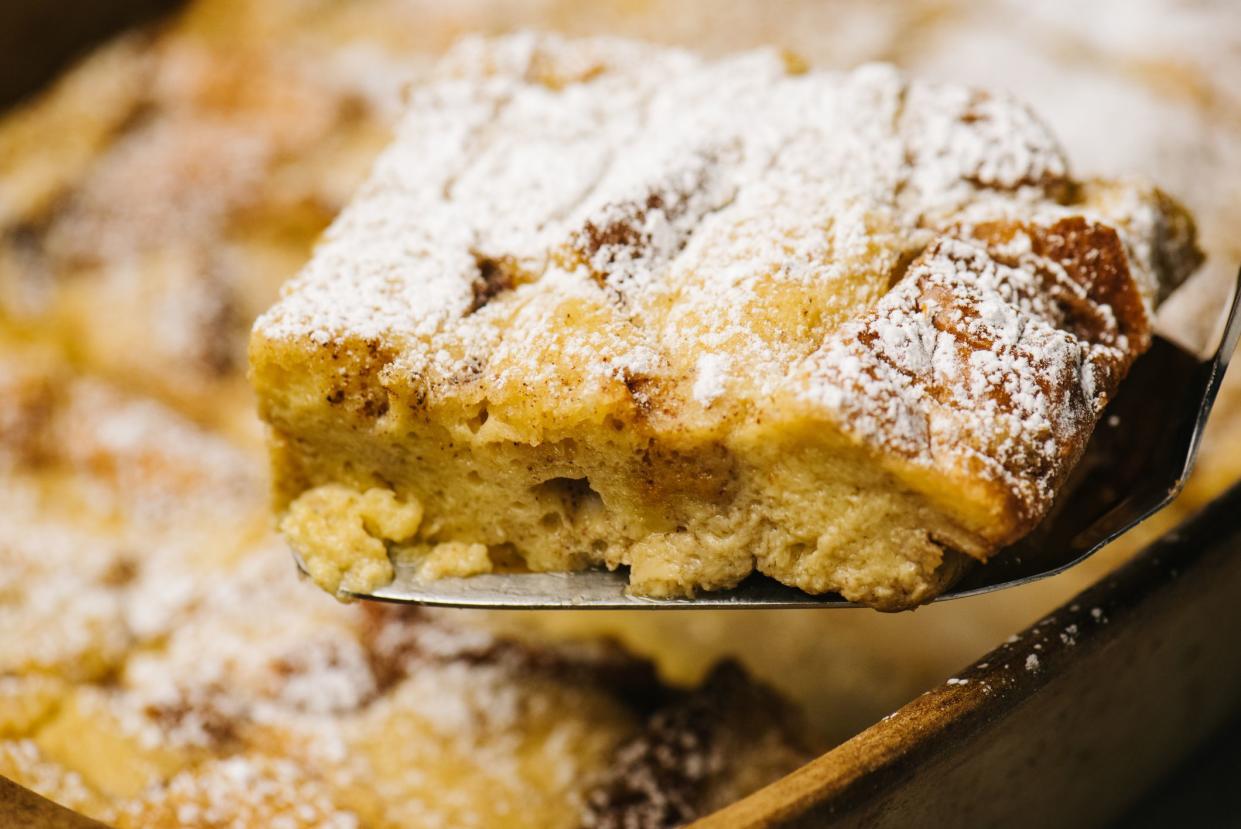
xmin=796 ymin=217 xmax=1150 ymax=532
xmin=254 ymin=33 xmax=1078 ymax=365
xmin=254 ymin=32 xmax=1194 ymax=542
xmin=692 ymin=353 xmax=732 ymax=407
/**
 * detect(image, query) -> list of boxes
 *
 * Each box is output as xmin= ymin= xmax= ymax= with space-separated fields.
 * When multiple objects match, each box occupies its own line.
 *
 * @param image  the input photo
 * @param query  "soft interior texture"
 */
xmin=260 ymin=335 xmax=980 ymax=609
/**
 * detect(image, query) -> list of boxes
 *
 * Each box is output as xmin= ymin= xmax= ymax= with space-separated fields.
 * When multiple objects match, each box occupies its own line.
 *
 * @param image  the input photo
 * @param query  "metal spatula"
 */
xmin=293 ymin=268 xmax=1241 ymax=609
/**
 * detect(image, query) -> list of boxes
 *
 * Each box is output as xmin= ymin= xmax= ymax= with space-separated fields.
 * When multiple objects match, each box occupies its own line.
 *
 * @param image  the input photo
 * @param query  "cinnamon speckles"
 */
xmin=314 ymin=338 xmax=396 ymax=419
xmin=562 ymin=143 xmax=739 ymax=295
xmin=466 ymin=253 xmax=524 ymax=314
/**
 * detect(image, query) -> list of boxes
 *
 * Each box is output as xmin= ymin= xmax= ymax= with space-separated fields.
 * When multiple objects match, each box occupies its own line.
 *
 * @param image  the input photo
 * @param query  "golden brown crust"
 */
xmin=805 ymin=215 xmax=1161 ymax=547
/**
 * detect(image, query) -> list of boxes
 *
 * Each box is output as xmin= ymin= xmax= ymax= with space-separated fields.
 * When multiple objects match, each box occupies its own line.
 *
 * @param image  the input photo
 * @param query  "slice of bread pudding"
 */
xmin=250 ymin=33 xmax=1201 ymax=610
